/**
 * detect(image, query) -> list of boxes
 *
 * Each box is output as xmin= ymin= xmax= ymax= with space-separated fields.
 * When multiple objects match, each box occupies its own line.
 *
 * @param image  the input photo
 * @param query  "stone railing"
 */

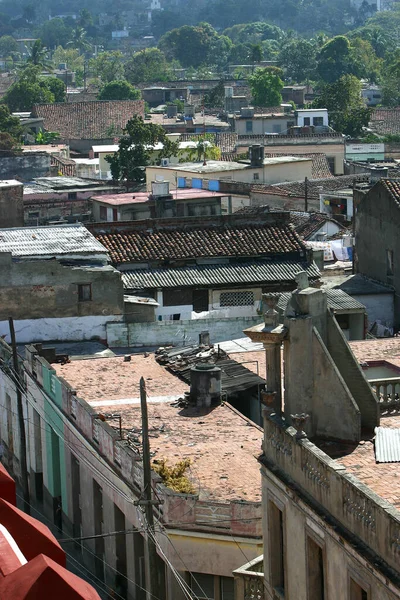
xmin=370 ymin=377 xmax=400 ymax=413
xmin=233 ymin=555 xmax=265 ymax=600
xmin=263 ymin=414 xmax=400 ymax=574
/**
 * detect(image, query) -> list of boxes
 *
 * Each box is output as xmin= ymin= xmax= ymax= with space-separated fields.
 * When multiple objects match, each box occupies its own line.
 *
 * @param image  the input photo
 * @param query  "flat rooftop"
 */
xmin=91 ymin=188 xmax=227 ymax=206
xmin=157 ymin=156 xmax=310 ymax=174
xmin=54 ymin=354 xmax=263 ymax=501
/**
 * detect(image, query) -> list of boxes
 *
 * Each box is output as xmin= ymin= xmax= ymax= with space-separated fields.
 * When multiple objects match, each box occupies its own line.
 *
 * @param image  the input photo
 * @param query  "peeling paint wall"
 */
xmin=0 ymin=315 xmax=124 ymax=344
xmin=107 ymin=316 xmax=261 ymax=347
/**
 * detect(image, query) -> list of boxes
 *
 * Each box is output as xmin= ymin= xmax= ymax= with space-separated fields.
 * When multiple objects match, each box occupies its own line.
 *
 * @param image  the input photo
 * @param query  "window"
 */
xmin=220 ymin=291 xmax=254 ymax=307
xmin=163 ymin=288 xmax=192 ymax=307
xmin=313 ymin=116 xmax=324 ymax=127
xmin=190 ymin=573 xmax=214 ymax=599
xmin=193 ymin=289 xmax=209 ymax=313
xmin=269 ymin=500 xmax=285 ymax=593
xmin=387 ymin=249 xmax=394 ymax=276
xmin=68 ymin=192 xmax=77 ymax=200
xmin=220 ymin=577 xmax=234 ymax=600
xmin=99 ymin=206 xmax=107 ymax=220
xmin=350 ymin=577 xmax=368 ymax=600
xmin=306 ymin=536 xmax=324 ymax=600
xmin=246 ymin=120 xmax=253 ymax=133
xmin=78 ymin=283 xmax=92 ymax=302
xmin=327 ymin=157 xmax=335 ymax=174
xmin=303 ymin=117 xmax=311 ymax=126
xmin=253 ymin=173 xmax=260 ymax=181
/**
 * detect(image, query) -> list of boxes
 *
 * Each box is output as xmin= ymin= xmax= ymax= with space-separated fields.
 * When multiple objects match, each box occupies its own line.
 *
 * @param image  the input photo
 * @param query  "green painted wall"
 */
xmin=42 ymin=364 xmax=68 ymax=515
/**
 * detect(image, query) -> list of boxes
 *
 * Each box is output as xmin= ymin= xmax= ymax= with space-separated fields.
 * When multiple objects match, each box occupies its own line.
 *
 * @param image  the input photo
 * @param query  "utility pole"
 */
xmin=304 ymin=176 xmax=308 ymax=212
xmin=8 ymin=318 xmax=30 ymax=515
xmin=137 ymin=377 xmax=160 ymax=600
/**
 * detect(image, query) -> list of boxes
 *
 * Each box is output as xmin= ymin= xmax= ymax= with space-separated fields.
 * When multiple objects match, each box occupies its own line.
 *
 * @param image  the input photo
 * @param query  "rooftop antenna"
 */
xmin=202 ymin=78 xmax=207 ymax=166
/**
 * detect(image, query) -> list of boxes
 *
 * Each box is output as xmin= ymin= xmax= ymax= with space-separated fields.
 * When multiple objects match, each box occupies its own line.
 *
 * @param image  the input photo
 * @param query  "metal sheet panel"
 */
xmin=375 ymin=427 xmax=400 ymax=463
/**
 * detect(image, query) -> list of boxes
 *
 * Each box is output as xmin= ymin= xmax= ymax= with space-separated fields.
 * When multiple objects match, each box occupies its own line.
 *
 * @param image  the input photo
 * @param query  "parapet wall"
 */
xmin=263 ymin=414 xmax=400 ymax=575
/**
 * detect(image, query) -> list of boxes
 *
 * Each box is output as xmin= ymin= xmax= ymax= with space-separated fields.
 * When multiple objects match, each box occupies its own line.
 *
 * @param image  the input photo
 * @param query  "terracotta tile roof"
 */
xmin=31 ymin=100 xmax=144 ymax=140
xmin=54 ymin=354 xmax=263 ymax=502
xmin=370 ymin=108 xmax=400 ymax=135
xmin=380 ymin=178 xmax=400 ymax=205
xmin=91 ymin=217 xmax=307 ymax=265
xmin=317 ymin=415 xmax=400 ymax=509
xmin=260 ymin=174 xmax=369 ymax=200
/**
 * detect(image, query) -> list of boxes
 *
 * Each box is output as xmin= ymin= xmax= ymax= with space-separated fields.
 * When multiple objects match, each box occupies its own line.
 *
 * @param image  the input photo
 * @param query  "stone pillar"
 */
xmin=263 ymin=340 xmax=282 ymax=415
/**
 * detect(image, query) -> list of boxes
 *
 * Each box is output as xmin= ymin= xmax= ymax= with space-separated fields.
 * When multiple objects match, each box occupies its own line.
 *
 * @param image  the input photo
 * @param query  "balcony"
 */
xmin=369 ymin=377 xmax=400 ymax=413
xmin=233 ymin=555 xmax=265 ymax=600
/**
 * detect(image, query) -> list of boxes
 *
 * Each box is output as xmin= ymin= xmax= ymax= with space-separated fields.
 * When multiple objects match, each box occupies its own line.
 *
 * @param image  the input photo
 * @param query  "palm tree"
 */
xmin=27 ymin=40 xmax=52 ymax=70
xmin=67 ymin=27 xmax=91 ymax=55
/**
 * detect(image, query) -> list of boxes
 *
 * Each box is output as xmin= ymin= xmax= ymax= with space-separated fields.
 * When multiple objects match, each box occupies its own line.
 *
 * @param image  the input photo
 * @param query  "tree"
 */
xmin=0 ymin=35 xmax=17 ymax=57
xmin=35 ymin=129 xmax=60 ymax=144
xmin=159 ymin=23 xmax=232 ymax=69
xmin=45 ymin=77 xmax=66 ymax=102
xmin=248 ymin=67 xmax=284 ymax=106
xmin=2 ymin=66 xmax=55 ymax=111
xmin=349 ymin=37 xmax=381 ymax=82
xmin=125 ymin=49 xmax=172 ymax=85
xmin=278 ymin=38 xmax=317 ymax=82
xmin=106 ymin=115 xmax=179 ymax=188
xmin=27 ymin=39 xmax=52 ymax=69
xmin=98 ymin=80 xmax=141 ymax=101
xmin=183 ymin=136 xmax=221 ymax=162
xmin=317 ymin=35 xmax=352 ymax=83
xmin=37 ymin=18 xmax=73 ymax=49
xmin=204 ymin=80 xmax=225 ymax=108
xmin=0 ymin=104 xmax=23 ymax=142
xmin=52 ymin=46 xmax=84 ymax=73
xmin=313 ymin=74 xmax=371 ymax=136
xmin=67 ymin=26 xmax=91 ymax=54
xmin=90 ymin=51 xmax=125 ymax=84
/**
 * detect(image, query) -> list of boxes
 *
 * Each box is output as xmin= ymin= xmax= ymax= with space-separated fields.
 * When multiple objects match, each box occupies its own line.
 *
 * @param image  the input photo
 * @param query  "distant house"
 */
xmin=23 ymin=176 xmax=120 ymax=226
xmin=88 ymin=212 xmax=320 ymax=331
xmin=31 ymin=100 xmax=145 ymax=153
xmin=0 ymin=224 xmax=124 ymax=343
xmin=146 ymin=152 xmax=313 ymax=191
xmin=91 ymin=181 xmax=250 ymax=221
xmin=356 ymin=178 xmax=400 ymax=329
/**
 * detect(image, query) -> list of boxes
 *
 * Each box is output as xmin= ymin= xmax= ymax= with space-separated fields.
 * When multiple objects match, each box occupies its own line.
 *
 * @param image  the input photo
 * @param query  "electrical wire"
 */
xmin=15 ymin=492 xmax=165 ymax=600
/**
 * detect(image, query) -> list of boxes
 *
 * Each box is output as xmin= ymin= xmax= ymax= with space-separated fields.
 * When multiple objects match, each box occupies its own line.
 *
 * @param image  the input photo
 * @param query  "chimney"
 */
xmin=199 ymin=331 xmax=210 ymax=346
xmin=190 ymin=363 xmax=222 ymax=408
xmin=249 ymin=144 xmax=265 ymax=168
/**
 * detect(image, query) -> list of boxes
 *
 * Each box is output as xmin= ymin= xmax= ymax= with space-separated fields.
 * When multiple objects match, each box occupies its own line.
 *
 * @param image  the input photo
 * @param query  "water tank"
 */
xmin=151 ymin=180 xmax=170 ymax=197
xmin=240 ymin=106 xmax=255 ymax=118
xmin=224 ymin=86 xmax=234 ymax=98
xmin=184 ymin=103 xmax=195 ymax=117
xmin=249 ymin=144 xmax=265 ymax=168
xmin=190 ymin=363 xmax=222 ymax=408
xmin=167 ymin=104 xmax=178 ymax=118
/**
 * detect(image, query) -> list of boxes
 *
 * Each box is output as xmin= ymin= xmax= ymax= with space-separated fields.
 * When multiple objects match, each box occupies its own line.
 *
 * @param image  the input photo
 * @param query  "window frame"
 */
xmin=305 ymin=529 xmax=326 ymax=600
xmin=78 ymin=283 xmax=92 ymax=302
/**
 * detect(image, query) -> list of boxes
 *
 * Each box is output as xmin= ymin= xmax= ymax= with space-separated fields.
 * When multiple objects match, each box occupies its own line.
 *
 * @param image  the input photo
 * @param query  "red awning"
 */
xmin=0 ymin=554 xmax=101 ymax=600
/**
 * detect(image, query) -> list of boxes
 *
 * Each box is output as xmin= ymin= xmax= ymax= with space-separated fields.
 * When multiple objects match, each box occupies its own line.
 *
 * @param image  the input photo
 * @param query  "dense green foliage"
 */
xmin=97 ymin=80 xmax=141 ymax=100
xmin=248 ymin=67 xmax=284 ymax=106
xmin=106 ymin=115 xmax=179 ymax=187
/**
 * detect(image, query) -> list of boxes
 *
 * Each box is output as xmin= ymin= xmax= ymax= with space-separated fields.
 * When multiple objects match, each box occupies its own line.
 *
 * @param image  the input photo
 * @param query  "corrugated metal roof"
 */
xmin=276 ymin=288 xmax=365 ymax=312
xmin=375 ymin=427 xmax=400 ymax=462
xmin=122 ymin=260 xmax=320 ymax=290
xmin=0 ymin=224 xmax=108 ymax=258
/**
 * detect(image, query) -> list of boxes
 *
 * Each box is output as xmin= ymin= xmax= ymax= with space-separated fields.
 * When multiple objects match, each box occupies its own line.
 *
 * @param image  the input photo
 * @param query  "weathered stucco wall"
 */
xmin=0 ymin=153 xmax=51 ymax=181
xmin=0 ymin=315 xmax=124 ymax=343
xmin=0 ymin=253 xmax=124 ymax=321
xmin=107 ymin=316 xmax=261 ymax=347
xmin=0 ymin=182 xmax=24 ymax=228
